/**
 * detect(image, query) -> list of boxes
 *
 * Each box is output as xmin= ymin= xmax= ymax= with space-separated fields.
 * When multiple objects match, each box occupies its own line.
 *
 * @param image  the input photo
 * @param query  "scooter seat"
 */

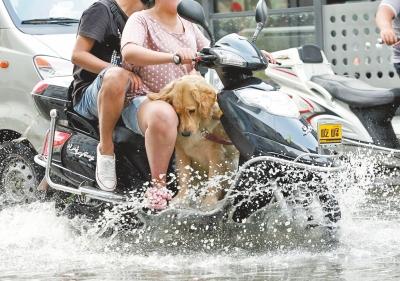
xmin=66 ymin=110 xmax=99 ymax=138
xmin=311 ymin=74 xmax=400 ymax=108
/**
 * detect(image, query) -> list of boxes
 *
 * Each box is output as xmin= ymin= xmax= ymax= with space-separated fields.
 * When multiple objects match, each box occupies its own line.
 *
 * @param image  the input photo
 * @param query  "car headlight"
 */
xmin=34 ymin=55 xmax=73 ymax=79
xmin=213 ymin=49 xmax=246 ymax=67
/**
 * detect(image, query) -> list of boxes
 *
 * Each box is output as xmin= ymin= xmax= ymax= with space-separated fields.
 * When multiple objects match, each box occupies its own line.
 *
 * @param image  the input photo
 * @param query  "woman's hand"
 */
xmin=176 ymin=48 xmax=197 ymax=64
xmin=128 ymin=72 xmax=143 ymax=92
xmin=121 ymin=61 xmax=140 ymax=86
xmin=124 ymin=69 xmax=143 ymax=102
xmin=261 ymin=50 xmax=277 ymax=64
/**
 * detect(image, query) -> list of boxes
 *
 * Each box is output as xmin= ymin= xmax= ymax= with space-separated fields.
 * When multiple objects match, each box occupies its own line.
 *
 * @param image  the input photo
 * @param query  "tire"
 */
xmin=0 ymin=141 xmax=45 ymax=205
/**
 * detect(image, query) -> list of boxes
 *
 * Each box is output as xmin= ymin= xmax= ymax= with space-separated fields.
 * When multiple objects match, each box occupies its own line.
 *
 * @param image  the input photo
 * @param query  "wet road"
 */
xmin=1 ymin=159 xmax=399 ymax=280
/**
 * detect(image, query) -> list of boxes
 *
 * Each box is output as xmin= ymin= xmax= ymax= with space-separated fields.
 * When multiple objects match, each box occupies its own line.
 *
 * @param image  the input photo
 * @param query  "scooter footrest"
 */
xmin=79 ymin=186 xmax=126 ymax=203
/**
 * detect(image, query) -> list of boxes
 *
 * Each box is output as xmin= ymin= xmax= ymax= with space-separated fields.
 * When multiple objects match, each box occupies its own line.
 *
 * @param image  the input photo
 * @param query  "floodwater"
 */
xmin=1 ymin=156 xmax=400 ymax=281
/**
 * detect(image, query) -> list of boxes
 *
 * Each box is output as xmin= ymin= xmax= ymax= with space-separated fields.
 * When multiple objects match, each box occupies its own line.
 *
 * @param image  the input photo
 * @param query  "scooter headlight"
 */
xmin=213 ymin=49 xmax=246 ymax=67
xmin=34 ymin=56 xmax=73 ymax=79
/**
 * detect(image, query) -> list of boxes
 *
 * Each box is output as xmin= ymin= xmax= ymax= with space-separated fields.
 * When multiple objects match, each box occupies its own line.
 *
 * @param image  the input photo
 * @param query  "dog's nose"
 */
xmin=181 ymin=131 xmax=191 ymax=137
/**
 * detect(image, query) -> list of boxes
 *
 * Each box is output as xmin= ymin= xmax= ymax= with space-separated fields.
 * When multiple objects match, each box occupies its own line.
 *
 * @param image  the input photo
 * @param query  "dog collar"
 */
xmin=201 ymin=129 xmax=234 ymax=145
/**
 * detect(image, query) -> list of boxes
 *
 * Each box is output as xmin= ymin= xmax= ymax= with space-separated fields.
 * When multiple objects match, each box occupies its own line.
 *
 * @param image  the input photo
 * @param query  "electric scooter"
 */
xmin=29 ymin=0 xmax=343 ymax=231
xmin=266 ymin=44 xmax=400 ymax=167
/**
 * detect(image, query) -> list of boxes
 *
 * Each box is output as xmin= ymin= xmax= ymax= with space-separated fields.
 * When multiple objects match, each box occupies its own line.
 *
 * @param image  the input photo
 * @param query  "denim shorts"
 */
xmin=74 ymin=68 xmax=147 ymax=136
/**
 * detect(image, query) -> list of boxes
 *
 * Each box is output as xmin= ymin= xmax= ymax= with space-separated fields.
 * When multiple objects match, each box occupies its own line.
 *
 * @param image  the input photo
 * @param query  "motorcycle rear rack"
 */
xmin=41 ymin=109 xmax=126 ymax=204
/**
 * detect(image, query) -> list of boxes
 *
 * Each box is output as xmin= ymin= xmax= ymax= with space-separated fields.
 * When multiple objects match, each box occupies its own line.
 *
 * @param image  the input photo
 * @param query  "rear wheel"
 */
xmin=0 ymin=142 xmax=45 ymax=205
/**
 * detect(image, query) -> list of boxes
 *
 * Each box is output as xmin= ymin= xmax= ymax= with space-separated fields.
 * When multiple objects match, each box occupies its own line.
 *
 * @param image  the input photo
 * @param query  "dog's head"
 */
xmin=148 ymin=75 xmax=220 ymax=137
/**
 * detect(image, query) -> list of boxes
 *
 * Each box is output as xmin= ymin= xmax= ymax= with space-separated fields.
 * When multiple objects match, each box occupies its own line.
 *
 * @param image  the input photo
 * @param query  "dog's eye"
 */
xmin=188 ymin=109 xmax=196 ymax=114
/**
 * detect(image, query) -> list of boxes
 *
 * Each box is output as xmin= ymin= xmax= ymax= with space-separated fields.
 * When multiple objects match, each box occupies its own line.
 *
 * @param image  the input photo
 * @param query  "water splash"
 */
xmin=1 ymin=153 xmax=400 ymax=280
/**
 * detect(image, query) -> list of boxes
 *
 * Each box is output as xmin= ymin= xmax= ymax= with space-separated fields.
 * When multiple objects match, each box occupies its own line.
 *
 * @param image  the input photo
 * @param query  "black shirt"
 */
xmin=71 ymin=0 xmax=127 ymax=104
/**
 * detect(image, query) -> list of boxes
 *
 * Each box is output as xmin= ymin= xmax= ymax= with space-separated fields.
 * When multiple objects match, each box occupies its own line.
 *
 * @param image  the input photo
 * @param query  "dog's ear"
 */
xmin=147 ymin=80 xmax=176 ymax=104
xmin=211 ymin=103 xmax=223 ymax=120
xmin=192 ymin=82 xmax=217 ymax=119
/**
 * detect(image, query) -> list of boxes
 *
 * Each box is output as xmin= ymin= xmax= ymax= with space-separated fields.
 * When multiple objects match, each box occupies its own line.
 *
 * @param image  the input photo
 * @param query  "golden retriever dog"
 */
xmin=148 ymin=75 xmax=239 ymax=209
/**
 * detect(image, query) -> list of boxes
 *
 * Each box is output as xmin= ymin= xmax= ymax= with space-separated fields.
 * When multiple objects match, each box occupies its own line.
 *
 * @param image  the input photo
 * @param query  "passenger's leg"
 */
xmin=74 ymin=67 xmax=132 ymax=191
xmin=137 ymin=100 xmax=179 ymax=185
xmin=97 ymin=67 xmax=131 ymax=156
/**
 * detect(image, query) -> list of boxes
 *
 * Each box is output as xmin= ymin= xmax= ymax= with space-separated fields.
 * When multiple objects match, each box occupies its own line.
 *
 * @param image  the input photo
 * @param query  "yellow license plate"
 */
xmin=318 ymin=123 xmax=342 ymax=144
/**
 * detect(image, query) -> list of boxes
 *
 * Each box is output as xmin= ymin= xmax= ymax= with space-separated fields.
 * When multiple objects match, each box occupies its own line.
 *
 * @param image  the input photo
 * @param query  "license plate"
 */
xmin=318 ymin=123 xmax=342 ymax=144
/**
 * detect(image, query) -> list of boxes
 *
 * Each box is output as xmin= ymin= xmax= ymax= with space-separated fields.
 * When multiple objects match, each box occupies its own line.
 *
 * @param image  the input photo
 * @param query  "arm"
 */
xmin=71 ymin=3 xmax=113 ymax=74
xmin=121 ymin=14 xmax=174 ymax=66
xmin=71 ymin=35 xmax=111 ymax=74
xmin=121 ymin=14 xmax=197 ymax=67
xmin=121 ymin=43 xmax=173 ymax=67
xmin=376 ymin=4 xmax=398 ymax=45
xmin=122 ymin=43 xmax=197 ymax=67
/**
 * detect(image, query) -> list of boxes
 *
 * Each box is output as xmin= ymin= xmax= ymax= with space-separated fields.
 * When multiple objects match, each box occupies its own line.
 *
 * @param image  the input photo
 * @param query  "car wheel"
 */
xmin=0 ymin=141 xmax=45 ymax=205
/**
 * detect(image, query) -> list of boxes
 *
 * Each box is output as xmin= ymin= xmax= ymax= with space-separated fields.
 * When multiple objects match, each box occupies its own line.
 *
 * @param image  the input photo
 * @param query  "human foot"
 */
xmin=95 ymin=144 xmax=116 ymax=192
xmin=145 ymin=184 xmax=173 ymax=210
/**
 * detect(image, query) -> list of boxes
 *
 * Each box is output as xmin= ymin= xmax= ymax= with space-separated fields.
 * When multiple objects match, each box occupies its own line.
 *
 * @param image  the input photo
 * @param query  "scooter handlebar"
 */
xmin=193 ymin=54 xmax=218 ymax=63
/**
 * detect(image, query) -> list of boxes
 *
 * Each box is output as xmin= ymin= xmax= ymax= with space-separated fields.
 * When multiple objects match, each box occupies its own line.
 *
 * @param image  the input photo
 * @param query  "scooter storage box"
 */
xmin=32 ymin=84 xmax=71 ymax=120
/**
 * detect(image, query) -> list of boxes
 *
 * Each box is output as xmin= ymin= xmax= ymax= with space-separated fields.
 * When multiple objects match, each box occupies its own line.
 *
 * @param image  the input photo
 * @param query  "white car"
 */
xmin=0 ymin=0 xmax=95 ymax=203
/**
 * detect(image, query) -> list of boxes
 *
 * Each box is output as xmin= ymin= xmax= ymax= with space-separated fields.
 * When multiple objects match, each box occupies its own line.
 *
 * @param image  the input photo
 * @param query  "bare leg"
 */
xmin=97 ymin=68 xmax=130 ymax=155
xmin=137 ymin=100 xmax=179 ymax=185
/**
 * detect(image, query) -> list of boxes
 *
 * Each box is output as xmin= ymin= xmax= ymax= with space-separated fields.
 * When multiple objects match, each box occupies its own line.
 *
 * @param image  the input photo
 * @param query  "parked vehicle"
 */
xmin=28 ymin=0 xmax=342 ymax=233
xmin=0 ymin=0 xmax=95 ymax=204
xmin=266 ymin=44 xmax=400 ymax=167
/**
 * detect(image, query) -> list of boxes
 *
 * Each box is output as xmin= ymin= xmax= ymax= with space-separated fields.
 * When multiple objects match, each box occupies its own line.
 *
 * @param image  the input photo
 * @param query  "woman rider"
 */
xmin=121 ymin=0 xmax=276 ymax=210
xmin=120 ymin=0 xmax=207 ymax=209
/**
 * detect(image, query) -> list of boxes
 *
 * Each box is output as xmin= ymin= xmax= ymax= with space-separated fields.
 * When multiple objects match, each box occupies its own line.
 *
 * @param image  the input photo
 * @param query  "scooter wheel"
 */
xmin=0 ymin=141 xmax=45 ymax=205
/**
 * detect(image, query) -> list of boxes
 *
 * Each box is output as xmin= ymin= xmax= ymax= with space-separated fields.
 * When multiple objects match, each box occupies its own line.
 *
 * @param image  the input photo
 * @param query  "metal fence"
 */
xmin=323 ymin=1 xmax=400 ymax=88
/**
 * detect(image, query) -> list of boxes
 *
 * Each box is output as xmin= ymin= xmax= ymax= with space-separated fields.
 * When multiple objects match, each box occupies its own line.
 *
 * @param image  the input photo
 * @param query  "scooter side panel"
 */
xmin=60 ymin=128 xmax=153 ymax=190
xmin=218 ymin=86 xmax=320 ymax=161
xmin=62 ymin=132 xmax=97 ymax=181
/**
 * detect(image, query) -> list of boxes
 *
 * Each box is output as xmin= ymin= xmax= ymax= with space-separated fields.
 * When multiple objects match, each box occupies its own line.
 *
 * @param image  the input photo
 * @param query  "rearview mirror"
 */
xmin=177 ymin=0 xmax=215 ymax=45
xmin=255 ymin=0 xmax=268 ymax=25
xmin=252 ymin=0 xmax=269 ymax=43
